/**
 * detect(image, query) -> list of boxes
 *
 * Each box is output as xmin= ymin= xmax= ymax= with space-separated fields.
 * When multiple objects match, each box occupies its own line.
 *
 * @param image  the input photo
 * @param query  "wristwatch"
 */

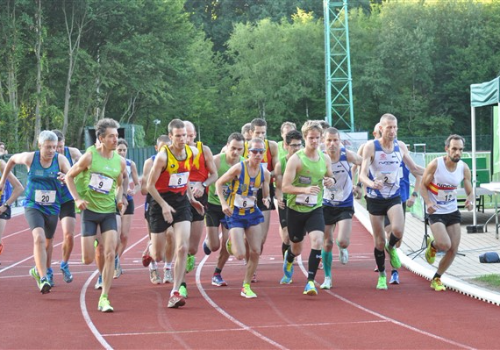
xmin=412 ymin=191 xmax=418 ymax=197
xmin=202 ymin=182 xmax=207 ymax=188
xmin=2 ymin=202 xmax=10 ymax=209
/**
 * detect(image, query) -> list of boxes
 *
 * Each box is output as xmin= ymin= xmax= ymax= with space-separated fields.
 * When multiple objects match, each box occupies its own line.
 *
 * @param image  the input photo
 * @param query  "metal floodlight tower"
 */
xmin=324 ymin=0 xmax=355 ymax=131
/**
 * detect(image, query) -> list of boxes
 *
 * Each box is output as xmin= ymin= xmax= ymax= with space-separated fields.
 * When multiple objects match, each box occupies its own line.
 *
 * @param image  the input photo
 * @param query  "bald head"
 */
xmin=184 ymin=120 xmax=197 ymax=146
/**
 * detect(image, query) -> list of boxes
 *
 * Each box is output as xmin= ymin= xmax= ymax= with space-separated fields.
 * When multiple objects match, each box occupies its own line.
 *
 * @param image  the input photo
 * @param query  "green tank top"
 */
xmin=277 ymin=141 xmax=287 ymax=161
xmin=278 ymin=154 xmax=289 ymax=200
xmin=287 ymin=149 xmax=327 ymax=213
xmin=84 ymin=147 xmax=122 ymax=213
xmin=208 ymin=154 xmax=244 ymax=205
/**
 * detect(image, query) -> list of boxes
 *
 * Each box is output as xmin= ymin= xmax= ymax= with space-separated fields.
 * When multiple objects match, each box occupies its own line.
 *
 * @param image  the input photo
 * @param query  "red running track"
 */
xmin=0 ymin=193 xmax=498 ymax=349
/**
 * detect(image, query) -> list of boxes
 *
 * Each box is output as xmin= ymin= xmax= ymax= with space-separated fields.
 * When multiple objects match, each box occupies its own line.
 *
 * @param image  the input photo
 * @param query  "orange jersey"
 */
xmin=155 ymin=145 xmax=193 ymax=195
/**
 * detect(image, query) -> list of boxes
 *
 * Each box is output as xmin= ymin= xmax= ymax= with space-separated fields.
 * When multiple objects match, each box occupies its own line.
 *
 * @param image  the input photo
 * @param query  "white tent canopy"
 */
xmin=470 ymin=77 xmax=500 ymax=226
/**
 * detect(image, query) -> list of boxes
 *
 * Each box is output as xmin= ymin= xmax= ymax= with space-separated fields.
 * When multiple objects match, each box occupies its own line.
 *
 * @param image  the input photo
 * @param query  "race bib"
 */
xmin=234 ymin=194 xmax=255 ymax=208
xmin=375 ymin=171 xmax=397 ymax=185
xmin=169 ymin=172 xmax=189 ymax=188
xmin=89 ymin=173 xmax=113 ymax=194
xmin=437 ymin=189 xmax=457 ymax=203
xmin=296 ymin=193 xmax=318 ymax=207
xmin=35 ymin=190 xmax=56 ymax=205
xmin=324 ymin=187 xmax=343 ymax=202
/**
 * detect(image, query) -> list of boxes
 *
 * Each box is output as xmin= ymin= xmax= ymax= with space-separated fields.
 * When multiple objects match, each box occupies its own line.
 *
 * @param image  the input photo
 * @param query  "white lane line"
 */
xmin=3 ymin=227 xmax=30 ymax=239
xmin=296 ymin=256 xmax=476 ymax=350
xmin=101 ymin=319 xmax=388 ymax=337
xmin=195 ymin=255 xmax=288 ymax=350
xmin=80 ymin=232 xmax=149 ymax=350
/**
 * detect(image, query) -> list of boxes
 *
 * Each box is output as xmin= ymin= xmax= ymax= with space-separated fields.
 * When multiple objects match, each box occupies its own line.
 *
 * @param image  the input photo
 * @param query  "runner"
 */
xmin=217 ymin=137 xmax=271 ymax=298
xmin=115 ymin=138 xmax=141 ymax=278
xmin=420 ymin=134 xmax=474 ymax=292
xmin=66 ymin=118 xmax=126 ymax=312
xmin=0 ymin=131 xmax=71 ymax=294
xmin=52 ymin=129 xmax=82 ymax=284
xmin=184 ymin=121 xmax=217 ymax=280
xmin=359 ymin=113 xmax=423 ymax=290
xmin=204 ymin=132 xmax=245 ymax=287
xmin=280 ymin=121 xmax=334 ymax=296
xmin=274 ymin=129 xmax=303 ymax=259
xmin=320 ymin=127 xmax=362 ymax=289
xmin=140 ymin=135 xmax=175 ymax=284
xmin=0 ymin=157 xmax=24 ymax=257
xmin=146 ymin=119 xmax=204 ymax=308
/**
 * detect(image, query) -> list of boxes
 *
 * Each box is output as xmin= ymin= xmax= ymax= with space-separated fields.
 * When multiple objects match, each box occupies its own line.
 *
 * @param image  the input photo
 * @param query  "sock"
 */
xmin=321 ymin=249 xmax=333 ymax=278
xmin=374 ymin=248 xmax=385 ymax=273
xmin=286 ymin=249 xmax=296 ymax=264
xmin=100 ymin=293 xmax=107 ymax=299
xmin=433 ymin=273 xmax=441 ymax=280
xmin=149 ymin=260 xmax=157 ymax=270
xmin=282 ymin=243 xmax=290 ymax=259
xmin=164 ymin=262 xmax=172 ymax=269
xmin=214 ymin=267 xmax=222 ymax=275
xmin=307 ymin=249 xmax=322 ymax=281
xmin=388 ymin=233 xmax=400 ymax=248
xmin=61 ymin=261 xmax=68 ymax=268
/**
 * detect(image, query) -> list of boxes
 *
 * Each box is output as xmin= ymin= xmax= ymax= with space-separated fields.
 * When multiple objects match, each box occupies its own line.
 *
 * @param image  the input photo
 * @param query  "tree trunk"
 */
xmin=33 ymin=0 xmax=43 ymax=149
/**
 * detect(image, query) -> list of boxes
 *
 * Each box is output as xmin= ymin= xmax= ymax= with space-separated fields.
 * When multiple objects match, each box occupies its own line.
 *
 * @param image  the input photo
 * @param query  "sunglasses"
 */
xmin=249 ymin=148 xmax=265 ymax=154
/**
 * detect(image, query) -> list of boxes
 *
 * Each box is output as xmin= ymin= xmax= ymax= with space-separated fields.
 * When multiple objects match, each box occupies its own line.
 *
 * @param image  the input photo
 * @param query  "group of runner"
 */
xmin=0 ymin=113 xmax=474 ymax=312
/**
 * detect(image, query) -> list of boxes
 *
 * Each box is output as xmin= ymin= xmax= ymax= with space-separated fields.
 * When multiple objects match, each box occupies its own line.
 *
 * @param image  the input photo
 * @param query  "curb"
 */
xmin=353 ymin=200 xmax=500 ymax=306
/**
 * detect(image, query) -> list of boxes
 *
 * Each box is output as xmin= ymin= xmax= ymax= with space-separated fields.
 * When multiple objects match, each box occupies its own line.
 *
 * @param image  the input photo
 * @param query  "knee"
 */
xmin=337 ymin=238 xmax=349 ymax=249
xmin=188 ymin=246 xmax=198 ymax=255
xmin=324 ymin=239 xmax=334 ymax=250
xmin=177 ymin=243 xmax=188 ymax=257
xmin=435 ymin=241 xmax=451 ymax=252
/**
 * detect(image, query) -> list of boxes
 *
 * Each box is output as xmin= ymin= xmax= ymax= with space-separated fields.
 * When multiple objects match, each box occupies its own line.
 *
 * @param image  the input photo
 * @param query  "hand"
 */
xmin=162 ymin=204 xmax=176 ymax=223
xmin=307 ymin=186 xmax=321 ymax=195
xmin=57 ymin=172 xmax=66 ymax=184
xmin=127 ymin=187 xmax=135 ymax=196
xmin=426 ymin=202 xmax=437 ymax=214
xmin=262 ymin=197 xmax=271 ymax=209
xmin=278 ymin=198 xmax=285 ymax=209
xmin=0 ymin=205 xmax=6 ymax=214
xmin=222 ymin=204 xmax=233 ymax=217
xmin=353 ymin=186 xmax=362 ymax=200
xmin=372 ymin=179 xmax=384 ymax=190
xmin=195 ymin=182 xmax=207 ymax=198
xmin=465 ymin=200 xmax=474 ymax=211
xmin=323 ymin=177 xmax=335 ymax=188
xmin=406 ymin=197 xmax=415 ymax=208
xmin=191 ymin=198 xmax=205 ymax=216
xmin=117 ymin=201 xmax=124 ymax=213
xmin=75 ymin=198 xmax=89 ymax=211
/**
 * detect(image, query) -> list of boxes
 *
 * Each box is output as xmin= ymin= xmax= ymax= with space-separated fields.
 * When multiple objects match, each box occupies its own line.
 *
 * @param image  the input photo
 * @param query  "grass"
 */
xmin=473 ymin=274 xmax=500 ymax=287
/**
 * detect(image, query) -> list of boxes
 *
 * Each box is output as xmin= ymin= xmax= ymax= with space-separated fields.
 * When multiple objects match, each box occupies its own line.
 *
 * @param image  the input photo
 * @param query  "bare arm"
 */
xmin=400 ymin=142 xmax=424 ymax=176
xmin=419 ymin=159 xmax=438 ymax=214
xmin=346 ymin=149 xmax=362 ymax=166
xmin=0 ymin=160 xmax=24 ymax=211
xmin=216 ymin=162 xmax=242 ymax=216
xmin=282 ymin=154 xmax=320 ymax=195
xmin=69 ymin=147 xmax=82 ymax=164
xmin=359 ymin=141 xmax=382 ymax=190
xmin=127 ymin=161 xmax=140 ymax=196
xmin=66 ymin=151 xmax=92 ymax=210
xmin=146 ymin=150 xmax=176 ymax=224
xmin=0 ymin=152 xmax=33 ymax=190
xmin=140 ymin=158 xmax=153 ymax=195
xmin=268 ymin=140 xmax=279 ymax=178
xmin=463 ymin=164 xmax=474 ymax=211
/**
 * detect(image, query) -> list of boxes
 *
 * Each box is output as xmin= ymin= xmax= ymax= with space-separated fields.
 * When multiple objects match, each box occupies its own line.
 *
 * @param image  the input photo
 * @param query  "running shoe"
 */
xmin=339 ymin=248 xmax=349 ymax=265
xmin=212 ymin=273 xmax=227 ymax=287
xmin=203 ymin=240 xmax=211 ymax=255
xmin=430 ymin=277 xmax=446 ymax=291
xmin=47 ymin=267 xmax=55 ymax=287
xmin=113 ymin=256 xmax=122 ymax=279
xmin=390 ymin=270 xmax=400 ymax=285
xmin=376 ymin=276 xmax=388 ymax=290
xmin=60 ymin=262 xmax=73 ymax=283
xmin=142 ymin=253 xmax=153 ymax=268
xmin=226 ymin=238 xmax=233 ymax=255
xmin=94 ymin=275 xmax=103 ymax=290
xmin=179 ymin=284 xmax=188 ymax=298
xmin=98 ymin=295 xmax=114 ymax=312
xmin=303 ymin=281 xmax=318 ymax=296
xmin=163 ymin=268 xmax=173 ymax=284
xmin=150 ymin=268 xmax=161 ymax=284
xmin=186 ymin=254 xmax=195 ymax=273
xmin=39 ymin=277 xmax=52 ymax=294
xmin=280 ymin=275 xmax=292 ymax=284
xmin=425 ymin=237 xmax=437 ymax=265
xmin=240 ymin=283 xmax=257 ymax=298
xmin=282 ymin=250 xmax=294 ymax=280
xmin=167 ymin=291 xmax=186 ymax=308
xmin=29 ymin=267 xmax=41 ymax=286
xmin=385 ymin=243 xmax=401 ymax=269
xmin=320 ymin=276 xmax=332 ymax=290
